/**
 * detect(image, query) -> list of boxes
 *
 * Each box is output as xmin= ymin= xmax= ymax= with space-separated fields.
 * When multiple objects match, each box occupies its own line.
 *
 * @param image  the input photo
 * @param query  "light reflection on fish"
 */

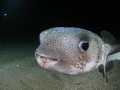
xmin=35 ymin=27 xmax=120 ymax=82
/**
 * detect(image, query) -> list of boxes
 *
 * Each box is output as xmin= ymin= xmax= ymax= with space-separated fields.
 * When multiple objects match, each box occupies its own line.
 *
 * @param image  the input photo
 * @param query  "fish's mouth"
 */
xmin=35 ymin=54 xmax=59 ymax=68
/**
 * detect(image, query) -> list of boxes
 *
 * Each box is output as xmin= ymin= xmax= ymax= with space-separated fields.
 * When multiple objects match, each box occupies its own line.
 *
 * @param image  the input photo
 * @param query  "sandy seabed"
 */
xmin=0 ymin=39 xmax=120 ymax=90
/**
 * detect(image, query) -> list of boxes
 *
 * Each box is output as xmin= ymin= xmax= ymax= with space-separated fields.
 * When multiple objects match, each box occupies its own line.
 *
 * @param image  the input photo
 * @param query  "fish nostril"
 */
xmin=36 ymin=54 xmax=40 ymax=57
xmin=35 ymin=54 xmax=39 ymax=61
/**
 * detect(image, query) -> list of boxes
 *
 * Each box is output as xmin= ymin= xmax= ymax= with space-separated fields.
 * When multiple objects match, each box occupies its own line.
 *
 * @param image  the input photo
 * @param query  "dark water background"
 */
xmin=0 ymin=0 xmax=120 ymax=40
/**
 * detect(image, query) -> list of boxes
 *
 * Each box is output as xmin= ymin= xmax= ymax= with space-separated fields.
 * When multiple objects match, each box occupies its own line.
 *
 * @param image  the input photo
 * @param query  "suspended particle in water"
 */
xmin=4 ymin=13 xmax=7 ymax=16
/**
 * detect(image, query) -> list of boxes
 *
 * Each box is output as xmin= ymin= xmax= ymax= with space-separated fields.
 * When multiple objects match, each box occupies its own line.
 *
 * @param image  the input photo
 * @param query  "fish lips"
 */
xmin=35 ymin=53 xmax=60 ymax=69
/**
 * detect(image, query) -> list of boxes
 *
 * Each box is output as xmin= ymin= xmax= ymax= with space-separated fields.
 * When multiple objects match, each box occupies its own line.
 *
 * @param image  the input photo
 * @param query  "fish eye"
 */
xmin=78 ymin=41 xmax=89 ymax=52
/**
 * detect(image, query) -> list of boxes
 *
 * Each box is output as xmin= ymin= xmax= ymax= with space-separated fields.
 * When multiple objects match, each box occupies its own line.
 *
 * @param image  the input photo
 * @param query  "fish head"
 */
xmin=35 ymin=27 xmax=104 ymax=75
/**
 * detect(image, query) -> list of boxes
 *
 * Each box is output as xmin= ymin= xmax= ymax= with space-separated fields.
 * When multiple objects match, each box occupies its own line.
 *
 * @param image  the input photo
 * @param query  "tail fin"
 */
xmin=107 ymin=45 xmax=120 ymax=61
xmin=107 ymin=51 xmax=120 ymax=61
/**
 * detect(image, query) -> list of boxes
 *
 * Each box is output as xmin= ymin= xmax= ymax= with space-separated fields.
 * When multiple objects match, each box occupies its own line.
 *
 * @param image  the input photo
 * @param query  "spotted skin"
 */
xmin=35 ymin=27 xmax=120 ymax=76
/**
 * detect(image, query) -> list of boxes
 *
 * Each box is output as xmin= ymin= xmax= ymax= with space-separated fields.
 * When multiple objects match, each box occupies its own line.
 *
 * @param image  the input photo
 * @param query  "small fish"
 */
xmin=35 ymin=27 xmax=120 ymax=82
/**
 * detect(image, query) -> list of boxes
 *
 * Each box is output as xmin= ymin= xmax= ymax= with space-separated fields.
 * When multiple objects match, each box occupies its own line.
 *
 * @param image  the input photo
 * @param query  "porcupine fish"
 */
xmin=35 ymin=27 xmax=120 ymax=82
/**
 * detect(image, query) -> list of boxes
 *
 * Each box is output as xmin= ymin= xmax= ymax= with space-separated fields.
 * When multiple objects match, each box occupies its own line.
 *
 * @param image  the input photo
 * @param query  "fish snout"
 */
xmin=35 ymin=52 xmax=59 ymax=68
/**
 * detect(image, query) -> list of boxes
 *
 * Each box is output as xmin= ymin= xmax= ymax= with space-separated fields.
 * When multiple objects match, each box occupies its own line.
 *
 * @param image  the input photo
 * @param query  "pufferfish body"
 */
xmin=35 ymin=27 xmax=120 ymax=76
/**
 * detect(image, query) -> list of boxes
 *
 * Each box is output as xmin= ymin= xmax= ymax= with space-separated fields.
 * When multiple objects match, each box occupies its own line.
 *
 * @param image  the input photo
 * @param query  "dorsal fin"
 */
xmin=101 ymin=31 xmax=116 ymax=44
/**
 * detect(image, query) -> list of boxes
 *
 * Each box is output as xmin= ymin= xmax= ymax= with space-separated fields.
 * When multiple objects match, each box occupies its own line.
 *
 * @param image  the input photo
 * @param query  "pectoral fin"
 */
xmin=99 ymin=61 xmax=114 ymax=83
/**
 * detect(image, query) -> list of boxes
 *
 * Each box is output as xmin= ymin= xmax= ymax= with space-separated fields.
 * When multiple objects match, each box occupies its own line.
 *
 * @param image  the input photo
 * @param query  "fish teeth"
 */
xmin=40 ymin=56 xmax=56 ymax=63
